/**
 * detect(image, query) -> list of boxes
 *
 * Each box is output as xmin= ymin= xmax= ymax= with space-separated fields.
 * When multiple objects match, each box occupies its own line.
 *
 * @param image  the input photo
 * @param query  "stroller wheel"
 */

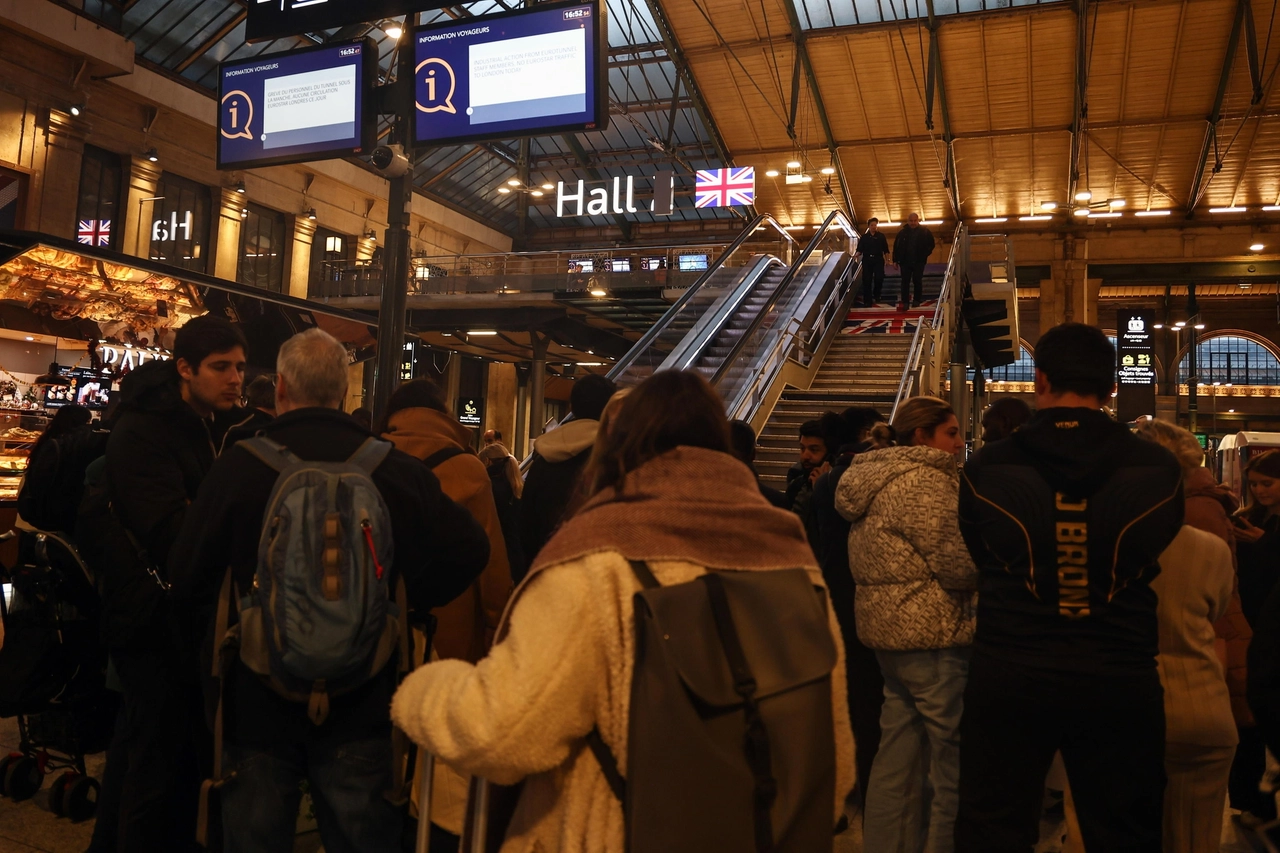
xmin=4 ymin=756 xmax=42 ymax=801
xmin=50 ymin=772 xmax=77 ymax=816
xmin=65 ymin=776 xmax=99 ymax=822
xmin=0 ymin=753 xmax=20 ymax=796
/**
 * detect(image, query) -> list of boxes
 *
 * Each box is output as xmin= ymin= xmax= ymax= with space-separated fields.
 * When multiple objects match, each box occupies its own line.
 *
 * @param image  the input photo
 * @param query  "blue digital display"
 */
xmin=412 ymin=1 xmax=606 ymax=147
xmin=218 ymin=39 xmax=374 ymax=171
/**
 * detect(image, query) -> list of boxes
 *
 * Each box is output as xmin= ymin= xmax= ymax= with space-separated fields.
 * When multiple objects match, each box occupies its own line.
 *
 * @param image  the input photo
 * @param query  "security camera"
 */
xmin=371 ymin=144 xmax=411 ymax=178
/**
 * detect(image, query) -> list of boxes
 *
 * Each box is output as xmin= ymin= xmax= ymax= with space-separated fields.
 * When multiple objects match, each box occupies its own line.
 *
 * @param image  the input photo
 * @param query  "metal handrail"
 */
xmin=607 ymin=214 xmax=800 ymax=382
xmin=707 ymin=210 xmax=859 ymax=386
xmin=890 ymin=223 xmax=966 ymax=420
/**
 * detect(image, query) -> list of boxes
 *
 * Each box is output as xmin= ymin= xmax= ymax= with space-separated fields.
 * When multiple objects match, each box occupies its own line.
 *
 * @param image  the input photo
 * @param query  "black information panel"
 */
xmin=413 ymin=0 xmax=607 ymax=147
xmin=218 ymin=39 xmax=376 ymax=171
xmin=457 ymin=397 xmax=484 ymax=428
xmin=247 ymin=0 xmax=451 ymax=43
xmin=1116 ymin=309 xmax=1157 ymax=422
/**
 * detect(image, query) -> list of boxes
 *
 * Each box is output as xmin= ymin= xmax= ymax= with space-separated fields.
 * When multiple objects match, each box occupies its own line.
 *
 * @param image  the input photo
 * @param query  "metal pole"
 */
xmin=529 ymin=333 xmax=548 ymax=440
xmin=414 ymin=752 xmax=435 ymax=853
xmin=513 ymin=363 xmax=529 ymax=460
xmin=372 ymin=37 xmax=416 ymax=426
xmin=1188 ymin=324 xmax=1199 ymax=434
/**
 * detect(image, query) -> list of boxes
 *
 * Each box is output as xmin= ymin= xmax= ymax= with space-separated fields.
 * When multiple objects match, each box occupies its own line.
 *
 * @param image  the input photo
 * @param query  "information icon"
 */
xmin=221 ymin=90 xmax=255 ymax=140
xmin=415 ymin=58 xmax=456 ymax=115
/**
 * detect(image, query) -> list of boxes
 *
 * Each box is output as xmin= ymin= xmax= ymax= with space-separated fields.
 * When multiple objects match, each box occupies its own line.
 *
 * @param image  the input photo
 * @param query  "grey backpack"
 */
xmin=587 ymin=561 xmax=839 ymax=853
xmin=232 ymin=436 xmax=403 ymax=725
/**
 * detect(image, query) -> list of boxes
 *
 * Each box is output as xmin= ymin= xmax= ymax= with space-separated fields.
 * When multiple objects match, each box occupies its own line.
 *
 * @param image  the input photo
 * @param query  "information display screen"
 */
xmin=1116 ymin=309 xmax=1157 ymax=422
xmin=44 ymin=368 xmax=113 ymax=411
xmin=218 ymin=39 xmax=375 ymax=170
xmin=413 ymin=1 xmax=606 ymax=147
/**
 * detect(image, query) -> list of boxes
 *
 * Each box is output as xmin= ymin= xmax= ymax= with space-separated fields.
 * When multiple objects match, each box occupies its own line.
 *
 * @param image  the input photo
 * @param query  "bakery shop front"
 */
xmin=0 ymin=230 xmax=378 ymax=511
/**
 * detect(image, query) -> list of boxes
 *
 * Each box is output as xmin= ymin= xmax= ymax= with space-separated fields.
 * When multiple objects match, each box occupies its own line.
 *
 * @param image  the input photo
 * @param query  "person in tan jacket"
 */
xmin=383 ymin=378 xmax=514 ymax=846
xmin=391 ymin=371 xmax=855 ymax=853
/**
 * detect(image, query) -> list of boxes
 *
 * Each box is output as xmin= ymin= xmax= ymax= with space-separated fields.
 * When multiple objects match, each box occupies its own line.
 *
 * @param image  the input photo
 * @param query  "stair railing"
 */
xmin=891 ymin=223 xmax=967 ymax=421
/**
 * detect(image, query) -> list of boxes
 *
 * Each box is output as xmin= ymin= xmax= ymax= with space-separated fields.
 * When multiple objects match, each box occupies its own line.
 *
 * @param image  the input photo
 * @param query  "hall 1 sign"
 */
xmin=152 ymin=210 xmax=193 ymax=243
xmin=556 ymin=172 xmax=676 ymax=218
xmin=1116 ymin=309 xmax=1157 ymax=422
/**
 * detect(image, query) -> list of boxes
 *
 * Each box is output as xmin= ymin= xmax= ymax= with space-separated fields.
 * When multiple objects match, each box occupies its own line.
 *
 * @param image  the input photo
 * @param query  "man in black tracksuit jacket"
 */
xmin=858 ymin=218 xmax=891 ymax=307
xmin=168 ymin=328 xmax=489 ymax=850
xmin=953 ymin=324 xmax=1183 ymax=852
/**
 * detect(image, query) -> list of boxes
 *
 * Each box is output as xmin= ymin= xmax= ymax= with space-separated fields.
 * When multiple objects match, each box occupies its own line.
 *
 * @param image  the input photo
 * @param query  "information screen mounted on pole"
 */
xmin=412 ymin=0 xmax=607 ymax=147
xmin=1116 ymin=309 xmax=1158 ymax=423
xmin=246 ymin=0 xmax=450 ymax=43
xmin=218 ymin=39 xmax=377 ymax=171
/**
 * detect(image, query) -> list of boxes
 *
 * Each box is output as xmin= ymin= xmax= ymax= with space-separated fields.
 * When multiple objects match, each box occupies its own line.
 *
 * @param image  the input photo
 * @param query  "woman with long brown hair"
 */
xmin=391 ymin=370 xmax=854 ymax=852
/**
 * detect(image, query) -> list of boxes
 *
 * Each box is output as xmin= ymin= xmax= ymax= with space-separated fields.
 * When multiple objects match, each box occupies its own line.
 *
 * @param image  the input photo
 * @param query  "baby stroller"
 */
xmin=0 ymin=527 xmax=114 ymax=820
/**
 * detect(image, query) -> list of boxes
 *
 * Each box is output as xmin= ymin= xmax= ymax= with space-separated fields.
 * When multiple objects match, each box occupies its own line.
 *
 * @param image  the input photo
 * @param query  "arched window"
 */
xmin=1176 ymin=335 xmax=1280 ymax=386
xmin=969 ymin=345 xmax=1036 ymax=382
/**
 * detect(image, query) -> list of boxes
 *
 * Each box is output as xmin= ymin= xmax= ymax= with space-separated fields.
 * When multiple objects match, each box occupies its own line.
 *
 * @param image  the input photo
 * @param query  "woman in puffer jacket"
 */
xmin=836 ymin=395 xmax=976 ymax=853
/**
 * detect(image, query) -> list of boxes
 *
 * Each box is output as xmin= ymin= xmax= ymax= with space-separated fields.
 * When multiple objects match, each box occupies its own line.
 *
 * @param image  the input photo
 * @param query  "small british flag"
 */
xmin=695 ymin=167 xmax=755 ymax=208
xmin=77 ymin=219 xmax=111 ymax=247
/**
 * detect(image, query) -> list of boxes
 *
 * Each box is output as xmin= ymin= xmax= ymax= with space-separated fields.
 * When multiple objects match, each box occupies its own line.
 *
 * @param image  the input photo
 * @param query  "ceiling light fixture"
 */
xmin=1194 ymin=323 xmax=1206 ymax=330
xmin=69 ymin=103 xmax=84 ymax=116
xmin=786 ymin=160 xmax=801 ymax=169
xmin=1134 ymin=210 xmax=1171 ymax=217
xmin=1072 ymin=207 xmax=1091 ymax=217
xmin=1109 ymin=198 xmax=1126 ymax=208
xmin=764 ymin=169 xmax=780 ymax=177
xmin=506 ymin=178 xmax=521 ymax=187
xmin=1174 ymin=320 xmax=1186 ymax=327
xmin=1089 ymin=211 xmax=1122 ymax=218
xmin=1153 ymin=323 xmax=1164 ymax=329
xmin=801 ymin=174 xmax=813 ymax=182
xmin=1264 ymin=205 xmax=1280 ymax=212
xmin=589 ymin=287 xmax=607 ymax=297
xmin=1209 ymin=206 xmax=1247 ymax=213
xmin=144 ymin=147 xmax=159 ymax=163
xmin=975 ymin=217 xmax=1008 ymax=223
xmin=468 ymin=330 xmax=498 ymax=336
xmin=240 ymin=208 xmax=249 ymax=218
xmin=383 ymin=21 xmax=404 ymax=39
xmin=1250 ymin=243 xmax=1265 ymax=251
xmin=1075 ymin=190 xmax=1092 ymax=201
xmin=820 ymin=166 xmax=836 ymax=175
xmin=234 ymin=180 xmax=246 ymax=194
xmin=1019 ymin=215 xmax=1053 ymax=221
xmin=541 ymin=183 xmax=554 ymax=190
xmin=1041 ymin=201 xmax=1058 ymax=211
xmin=306 ymin=208 xmax=317 ymax=221
xmin=497 ymin=186 xmax=511 ymax=194
xmin=530 ymin=190 xmax=544 ymax=197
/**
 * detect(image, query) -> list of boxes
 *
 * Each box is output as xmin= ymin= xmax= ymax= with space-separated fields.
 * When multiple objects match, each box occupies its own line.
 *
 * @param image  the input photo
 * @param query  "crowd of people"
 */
xmin=7 ymin=316 xmax=1280 ymax=853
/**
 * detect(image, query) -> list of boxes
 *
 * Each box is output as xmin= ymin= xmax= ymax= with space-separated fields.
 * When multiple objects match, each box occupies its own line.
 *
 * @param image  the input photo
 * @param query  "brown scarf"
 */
xmin=529 ymin=446 xmax=817 ymax=576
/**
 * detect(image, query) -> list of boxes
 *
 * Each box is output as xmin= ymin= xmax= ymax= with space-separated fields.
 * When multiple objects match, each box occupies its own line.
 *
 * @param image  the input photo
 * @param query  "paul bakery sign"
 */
xmin=100 ymin=344 xmax=170 ymax=372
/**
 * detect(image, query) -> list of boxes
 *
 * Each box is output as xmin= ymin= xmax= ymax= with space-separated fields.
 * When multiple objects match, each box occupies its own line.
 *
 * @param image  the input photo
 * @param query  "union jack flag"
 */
xmin=77 ymin=219 xmax=111 ymax=247
xmin=695 ymin=167 xmax=755 ymax=208
xmin=842 ymin=301 xmax=935 ymax=334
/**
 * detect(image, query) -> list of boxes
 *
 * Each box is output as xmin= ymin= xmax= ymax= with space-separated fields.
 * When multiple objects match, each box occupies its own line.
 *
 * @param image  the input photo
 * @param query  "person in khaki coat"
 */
xmin=383 ymin=379 xmax=514 ymax=844
xmin=390 ymin=372 xmax=855 ymax=853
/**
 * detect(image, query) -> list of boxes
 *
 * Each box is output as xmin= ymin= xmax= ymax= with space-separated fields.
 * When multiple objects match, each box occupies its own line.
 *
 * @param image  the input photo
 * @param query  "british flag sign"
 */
xmin=695 ymin=167 xmax=755 ymax=208
xmin=77 ymin=220 xmax=111 ymax=247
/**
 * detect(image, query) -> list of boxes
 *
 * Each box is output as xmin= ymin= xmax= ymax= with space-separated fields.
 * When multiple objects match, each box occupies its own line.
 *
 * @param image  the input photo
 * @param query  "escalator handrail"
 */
xmin=606 ymin=214 xmax=800 ymax=382
xmin=891 ymin=222 xmax=965 ymax=420
xmin=661 ymin=254 xmax=783 ymax=372
xmin=707 ymin=210 xmax=859 ymax=387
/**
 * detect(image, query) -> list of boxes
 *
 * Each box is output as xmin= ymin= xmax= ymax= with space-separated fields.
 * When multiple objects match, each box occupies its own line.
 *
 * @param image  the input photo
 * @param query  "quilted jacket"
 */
xmin=836 ymin=445 xmax=977 ymax=651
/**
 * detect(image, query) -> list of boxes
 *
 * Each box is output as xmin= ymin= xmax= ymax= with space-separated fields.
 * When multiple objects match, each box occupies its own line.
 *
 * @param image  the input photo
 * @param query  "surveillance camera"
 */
xmin=371 ymin=144 xmax=411 ymax=178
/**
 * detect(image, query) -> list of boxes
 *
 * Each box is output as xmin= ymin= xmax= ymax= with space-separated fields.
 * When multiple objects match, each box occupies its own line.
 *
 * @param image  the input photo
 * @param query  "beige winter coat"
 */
xmin=392 ymin=552 xmax=855 ymax=853
xmin=836 ymin=444 xmax=978 ymax=650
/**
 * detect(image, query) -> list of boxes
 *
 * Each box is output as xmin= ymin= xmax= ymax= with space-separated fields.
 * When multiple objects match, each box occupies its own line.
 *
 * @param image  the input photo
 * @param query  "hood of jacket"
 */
xmin=1185 ymin=465 xmax=1237 ymax=515
xmin=384 ymin=406 xmax=472 ymax=460
xmin=838 ymin=444 xmax=959 ymax=522
xmin=534 ymin=418 xmax=599 ymax=463
xmin=117 ymin=359 xmax=186 ymax=415
xmin=1010 ymin=407 xmax=1139 ymax=499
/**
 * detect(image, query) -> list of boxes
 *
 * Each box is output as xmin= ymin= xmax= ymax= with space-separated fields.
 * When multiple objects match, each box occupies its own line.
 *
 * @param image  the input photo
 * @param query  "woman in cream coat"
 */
xmin=391 ymin=371 xmax=854 ymax=853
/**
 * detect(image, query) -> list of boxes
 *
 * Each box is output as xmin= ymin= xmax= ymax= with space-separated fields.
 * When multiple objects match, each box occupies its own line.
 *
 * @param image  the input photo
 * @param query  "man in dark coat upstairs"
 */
xmin=891 ymin=212 xmax=935 ymax=311
xmin=519 ymin=372 xmax=617 ymax=562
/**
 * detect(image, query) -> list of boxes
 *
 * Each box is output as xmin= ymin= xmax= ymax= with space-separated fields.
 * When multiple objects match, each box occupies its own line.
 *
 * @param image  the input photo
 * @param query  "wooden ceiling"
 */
xmin=661 ymin=0 xmax=1280 ymax=228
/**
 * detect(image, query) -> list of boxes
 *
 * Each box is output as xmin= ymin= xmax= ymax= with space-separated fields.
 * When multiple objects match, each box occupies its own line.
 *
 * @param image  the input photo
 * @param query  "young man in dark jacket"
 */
xmin=518 ymin=372 xmax=616 ymax=561
xmin=168 ymin=328 xmax=489 ymax=852
xmin=858 ymin=217 xmax=890 ymax=307
xmin=953 ymin=323 xmax=1184 ymax=852
xmin=103 ymin=315 xmax=248 ymax=852
xmin=891 ymin=212 xmax=935 ymax=310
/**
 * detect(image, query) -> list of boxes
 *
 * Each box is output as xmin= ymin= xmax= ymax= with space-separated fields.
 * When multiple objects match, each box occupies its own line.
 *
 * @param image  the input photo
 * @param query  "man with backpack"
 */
xmin=98 ymin=314 xmax=248 ymax=852
xmin=168 ymin=328 xmax=489 ymax=852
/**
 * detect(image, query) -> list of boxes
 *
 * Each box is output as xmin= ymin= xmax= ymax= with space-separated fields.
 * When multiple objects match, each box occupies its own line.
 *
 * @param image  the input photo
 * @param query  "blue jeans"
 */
xmin=221 ymin=736 xmax=402 ymax=853
xmin=864 ymin=647 xmax=970 ymax=853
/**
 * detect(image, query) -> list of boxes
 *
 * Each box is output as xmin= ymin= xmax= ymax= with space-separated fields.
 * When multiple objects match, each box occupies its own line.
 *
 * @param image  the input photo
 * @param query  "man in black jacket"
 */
xmin=519 ymin=372 xmax=616 ymax=562
xmin=891 ymin=212 xmax=935 ymax=311
xmin=169 ymin=328 xmax=489 ymax=851
xmin=858 ymin=217 xmax=890 ymax=307
xmin=953 ymin=323 xmax=1184 ymax=852
xmin=104 ymin=315 xmax=248 ymax=852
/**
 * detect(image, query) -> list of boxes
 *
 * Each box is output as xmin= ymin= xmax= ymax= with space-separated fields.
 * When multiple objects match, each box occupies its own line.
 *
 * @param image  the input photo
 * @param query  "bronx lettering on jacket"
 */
xmin=1054 ymin=493 xmax=1090 ymax=618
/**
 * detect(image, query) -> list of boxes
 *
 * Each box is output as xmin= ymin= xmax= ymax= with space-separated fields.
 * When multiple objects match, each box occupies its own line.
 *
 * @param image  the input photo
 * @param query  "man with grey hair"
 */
xmin=891 ymin=211 xmax=935 ymax=311
xmin=170 ymin=327 xmax=490 ymax=852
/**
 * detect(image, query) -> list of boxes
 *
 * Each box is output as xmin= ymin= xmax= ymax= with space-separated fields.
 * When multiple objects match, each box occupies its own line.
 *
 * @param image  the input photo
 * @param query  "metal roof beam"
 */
xmin=925 ymin=0 xmax=961 ymax=218
xmin=562 ymin=134 xmax=635 ymax=242
xmin=781 ymin=0 xmax=857 ymax=219
xmin=1068 ymin=0 xmax=1088 ymax=206
xmin=418 ymin=147 xmax=485 ymax=190
xmin=174 ymin=8 xmax=246 ymax=75
xmin=1187 ymin=0 xmax=1248 ymax=215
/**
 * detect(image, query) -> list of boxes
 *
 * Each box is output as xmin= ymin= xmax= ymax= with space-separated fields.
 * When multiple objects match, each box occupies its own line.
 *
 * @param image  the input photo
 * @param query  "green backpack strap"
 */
xmin=347 ymin=437 xmax=394 ymax=476
xmin=239 ymin=436 xmax=300 ymax=473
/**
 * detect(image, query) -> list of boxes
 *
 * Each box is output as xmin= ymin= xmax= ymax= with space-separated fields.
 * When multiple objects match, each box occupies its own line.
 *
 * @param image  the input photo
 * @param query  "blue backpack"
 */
xmin=227 ymin=436 xmax=404 ymax=725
